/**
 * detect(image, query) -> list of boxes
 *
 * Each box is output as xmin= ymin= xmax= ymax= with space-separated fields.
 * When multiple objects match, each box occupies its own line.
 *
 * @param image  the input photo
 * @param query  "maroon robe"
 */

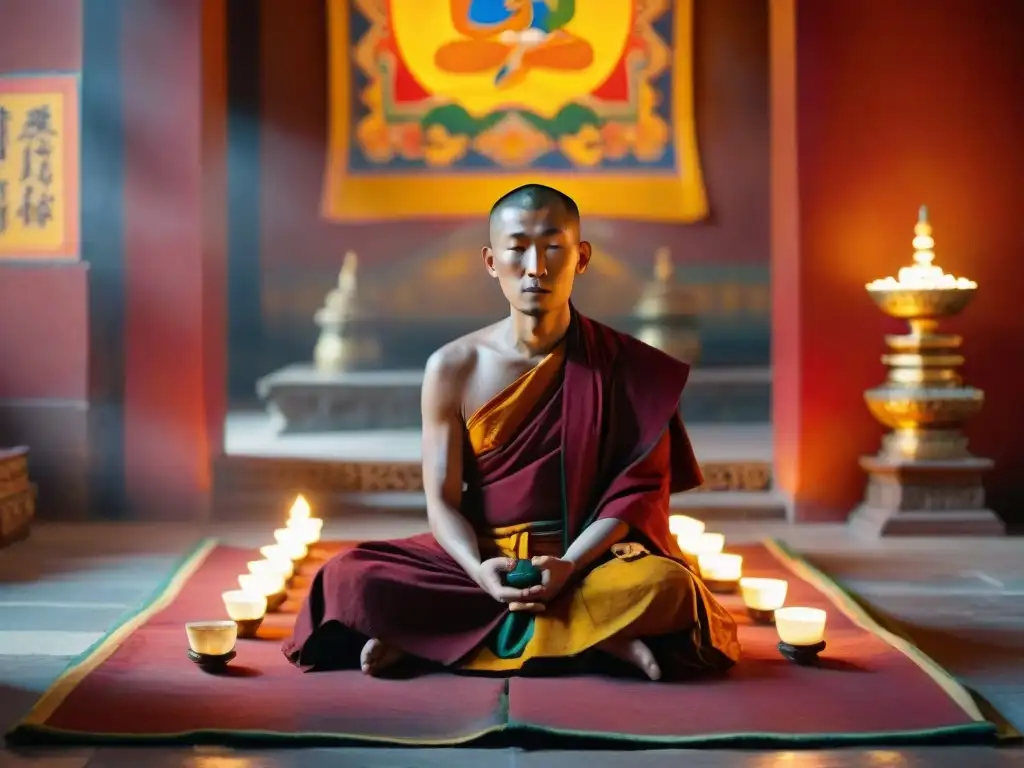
xmin=283 ymin=309 xmax=705 ymax=670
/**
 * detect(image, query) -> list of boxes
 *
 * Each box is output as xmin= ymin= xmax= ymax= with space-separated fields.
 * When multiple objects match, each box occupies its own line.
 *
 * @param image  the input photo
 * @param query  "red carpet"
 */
xmin=6 ymin=538 xmax=998 ymax=748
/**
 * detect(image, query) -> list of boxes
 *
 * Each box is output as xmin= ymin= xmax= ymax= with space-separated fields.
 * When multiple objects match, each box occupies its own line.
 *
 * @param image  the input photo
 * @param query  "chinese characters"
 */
xmin=15 ymin=105 xmax=57 ymax=230
xmin=0 ymin=106 xmax=10 ymax=162
xmin=0 ymin=106 xmax=9 ymax=233
xmin=0 ymin=76 xmax=76 ymax=258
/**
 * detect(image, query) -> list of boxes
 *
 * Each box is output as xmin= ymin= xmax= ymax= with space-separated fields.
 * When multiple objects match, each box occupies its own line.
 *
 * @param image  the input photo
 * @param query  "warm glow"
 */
xmin=274 ymin=527 xmax=300 ymax=546
xmin=287 ymin=516 xmax=324 ymax=546
xmin=866 ymin=205 xmax=976 ymax=291
xmin=248 ymin=558 xmax=293 ymax=580
xmin=775 ymin=607 xmax=827 ymax=646
xmin=680 ymin=532 xmax=725 ymax=557
xmin=288 ymin=494 xmax=311 ymax=521
xmin=669 ymin=515 xmax=705 ymax=537
xmin=238 ymin=571 xmax=286 ymax=597
xmin=271 ymin=529 xmax=308 ymax=561
xmin=739 ymin=577 xmax=788 ymax=611
xmin=221 ymin=590 xmax=267 ymax=621
xmin=698 ymin=553 xmax=743 ymax=582
xmin=185 ymin=620 xmax=237 ymax=655
xmin=259 ymin=544 xmax=297 ymax=572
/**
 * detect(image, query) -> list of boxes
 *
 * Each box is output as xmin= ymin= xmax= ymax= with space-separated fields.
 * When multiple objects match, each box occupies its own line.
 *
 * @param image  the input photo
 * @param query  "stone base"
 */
xmin=849 ymin=455 xmax=1006 ymax=537
xmin=211 ymin=456 xmax=782 ymax=521
xmin=256 ymin=364 xmax=772 ymax=432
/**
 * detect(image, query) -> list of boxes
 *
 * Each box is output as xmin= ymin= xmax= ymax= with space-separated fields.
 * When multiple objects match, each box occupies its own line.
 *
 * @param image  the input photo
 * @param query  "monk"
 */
xmin=434 ymin=0 xmax=594 ymax=87
xmin=283 ymin=184 xmax=741 ymax=681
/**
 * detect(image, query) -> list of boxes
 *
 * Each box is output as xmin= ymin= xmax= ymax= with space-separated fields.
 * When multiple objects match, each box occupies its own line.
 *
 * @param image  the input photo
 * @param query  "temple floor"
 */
xmin=0 ymin=517 xmax=1020 ymax=768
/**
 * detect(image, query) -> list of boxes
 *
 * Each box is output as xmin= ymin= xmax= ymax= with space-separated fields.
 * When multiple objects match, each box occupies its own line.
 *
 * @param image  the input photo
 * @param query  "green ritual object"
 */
xmin=504 ymin=559 xmax=543 ymax=589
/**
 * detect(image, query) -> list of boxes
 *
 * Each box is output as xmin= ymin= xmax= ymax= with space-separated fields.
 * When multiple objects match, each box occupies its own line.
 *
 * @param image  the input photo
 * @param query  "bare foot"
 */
xmin=359 ymin=638 xmax=404 ymax=676
xmin=596 ymin=637 xmax=662 ymax=681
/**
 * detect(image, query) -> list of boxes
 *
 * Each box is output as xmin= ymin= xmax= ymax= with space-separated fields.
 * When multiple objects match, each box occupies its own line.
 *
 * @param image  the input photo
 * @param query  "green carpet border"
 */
xmin=5 ymin=537 xmax=220 ymax=746
xmin=3 ymin=536 xmax=1006 ymax=750
xmin=3 ymin=721 xmax=998 ymax=750
xmin=768 ymin=538 xmax=1018 ymax=744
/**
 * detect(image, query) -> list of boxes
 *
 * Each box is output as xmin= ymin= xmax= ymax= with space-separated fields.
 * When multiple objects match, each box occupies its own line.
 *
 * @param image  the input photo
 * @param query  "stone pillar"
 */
xmin=121 ymin=0 xmax=227 ymax=520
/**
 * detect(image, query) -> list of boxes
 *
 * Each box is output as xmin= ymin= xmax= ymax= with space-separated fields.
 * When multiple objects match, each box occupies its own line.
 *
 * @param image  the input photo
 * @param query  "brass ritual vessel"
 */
xmin=863 ymin=206 xmax=982 ymax=462
xmin=313 ymin=251 xmax=382 ymax=373
xmin=633 ymin=247 xmax=701 ymax=364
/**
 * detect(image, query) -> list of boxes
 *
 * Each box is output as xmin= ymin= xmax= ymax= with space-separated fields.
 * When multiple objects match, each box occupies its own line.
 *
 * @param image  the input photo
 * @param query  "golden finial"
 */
xmin=338 ymin=250 xmax=358 ymax=291
xmin=866 ymin=206 xmax=975 ymax=291
xmin=911 ymin=205 xmax=935 ymax=268
xmin=654 ymin=246 xmax=673 ymax=283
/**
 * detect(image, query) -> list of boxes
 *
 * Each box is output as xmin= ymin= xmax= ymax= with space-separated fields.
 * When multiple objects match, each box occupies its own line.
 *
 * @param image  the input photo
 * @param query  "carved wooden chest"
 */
xmin=0 ymin=447 xmax=35 ymax=546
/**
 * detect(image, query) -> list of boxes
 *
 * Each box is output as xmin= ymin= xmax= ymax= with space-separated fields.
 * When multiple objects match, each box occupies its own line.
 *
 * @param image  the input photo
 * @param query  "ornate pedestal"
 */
xmin=849 ymin=456 xmax=1003 ymax=537
xmin=850 ymin=206 xmax=1005 ymax=537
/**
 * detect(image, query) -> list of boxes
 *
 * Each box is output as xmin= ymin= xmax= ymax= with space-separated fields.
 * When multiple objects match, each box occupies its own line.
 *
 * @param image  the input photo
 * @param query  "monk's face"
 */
xmin=483 ymin=202 xmax=591 ymax=316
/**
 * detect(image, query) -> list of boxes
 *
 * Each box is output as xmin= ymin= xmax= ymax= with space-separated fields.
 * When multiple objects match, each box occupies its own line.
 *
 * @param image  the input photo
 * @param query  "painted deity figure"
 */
xmin=435 ymin=0 xmax=595 ymax=87
xmin=284 ymin=184 xmax=741 ymax=681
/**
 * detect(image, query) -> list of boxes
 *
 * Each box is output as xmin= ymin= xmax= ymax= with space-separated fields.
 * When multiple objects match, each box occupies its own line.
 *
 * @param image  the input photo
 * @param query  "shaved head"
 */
xmin=488 ymin=184 xmax=580 ymax=233
xmin=483 ymin=183 xmax=591 ymax=318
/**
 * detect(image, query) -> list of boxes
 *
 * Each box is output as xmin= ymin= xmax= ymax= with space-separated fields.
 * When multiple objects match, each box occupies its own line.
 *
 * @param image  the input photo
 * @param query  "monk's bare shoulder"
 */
xmin=423 ymin=340 xmax=476 ymax=390
xmin=422 ymin=321 xmax=505 ymax=408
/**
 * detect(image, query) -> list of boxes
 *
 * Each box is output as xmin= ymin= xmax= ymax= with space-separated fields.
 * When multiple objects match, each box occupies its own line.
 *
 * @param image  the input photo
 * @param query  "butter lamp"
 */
xmin=739 ymin=577 xmax=788 ymax=624
xmin=221 ymin=590 xmax=267 ymax=638
xmin=185 ymin=620 xmax=237 ymax=672
xmin=238 ymin=572 xmax=288 ymax=612
xmin=775 ymin=607 xmax=827 ymax=664
xmin=259 ymin=545 xmax=296 ymax=576
xmin=273 ymin=528 xmax=309 ymax=561
xmin=669 ymin=514 xmax=705 ymax=537
xmin=287 ymin=516 xmax=323 ymax=546
xmin=698 ymin=553 xmax=743 ymax=593
xmin=680 ymin=531 xmax=724 ymax=557
xmin=249 ymin=557 xmax=293 ymax=582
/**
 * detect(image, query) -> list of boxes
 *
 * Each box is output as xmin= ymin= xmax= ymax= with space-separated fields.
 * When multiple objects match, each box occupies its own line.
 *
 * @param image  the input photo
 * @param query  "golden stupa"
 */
xmin=633 ymin=247 xmax=701 ymax=364
xmin=863 ymin=206 xmax=981 ymax=461
xmin=851 ymin=206 xmax=1003 ymax=537
xmin=313 ymin=251 xmax=381 ymax=372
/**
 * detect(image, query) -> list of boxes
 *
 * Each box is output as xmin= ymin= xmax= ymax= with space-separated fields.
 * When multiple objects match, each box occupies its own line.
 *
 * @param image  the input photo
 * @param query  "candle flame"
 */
xmin=289 ymin=494 xmax=311 ymax=521
xmin=866 ymin=205 xmax=977 ymax=291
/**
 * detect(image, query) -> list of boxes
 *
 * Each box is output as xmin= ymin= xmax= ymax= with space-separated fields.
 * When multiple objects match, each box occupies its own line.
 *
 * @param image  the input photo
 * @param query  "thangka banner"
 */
xmin=323 ymin=0 xmax=707 ymax=222
xmin=0 ymin=75 xmax=79 ymax=259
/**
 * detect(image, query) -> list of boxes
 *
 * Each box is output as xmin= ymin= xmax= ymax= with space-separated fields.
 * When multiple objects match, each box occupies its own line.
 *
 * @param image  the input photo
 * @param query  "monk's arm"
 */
xmin=591 ymin=427 xmax=674 ymax=540
xmin=421 ymin=349 xmax=482 ymax=578
xmin=562 ymin=518 xmax=628 ymax=573
xmin=561 ymin=429 xmax=675 ymax=572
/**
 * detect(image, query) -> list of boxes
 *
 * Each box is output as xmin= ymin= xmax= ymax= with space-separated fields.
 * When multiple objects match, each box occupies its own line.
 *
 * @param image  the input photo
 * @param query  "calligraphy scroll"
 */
xmin=0 ymin=76 xmax=79 ymax=259
xmin=323 ymin=0 xmax=707 ymax=223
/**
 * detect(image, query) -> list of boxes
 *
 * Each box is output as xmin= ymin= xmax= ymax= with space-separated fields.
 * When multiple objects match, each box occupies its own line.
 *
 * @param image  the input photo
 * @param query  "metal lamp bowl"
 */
xmin=864 ymin=387 xmax=985 ymax=430
xmin=866 ymin=286 xmax=976 ymax=320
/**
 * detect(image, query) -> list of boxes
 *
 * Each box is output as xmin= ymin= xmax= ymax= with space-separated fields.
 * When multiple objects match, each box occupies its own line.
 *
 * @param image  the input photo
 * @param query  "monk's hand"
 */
xmin=474 ymin=557 xmax=545 ymax=611
xmin=530 ymin=556 xmax=576 ymax=602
